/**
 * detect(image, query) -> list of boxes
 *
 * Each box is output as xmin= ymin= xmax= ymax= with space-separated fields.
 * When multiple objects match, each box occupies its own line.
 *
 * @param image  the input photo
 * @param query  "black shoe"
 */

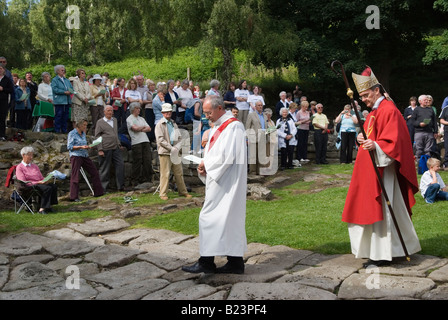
xmin=216 ymin=262 xmax=245 ymax=274
xmin=321 ymin=161 xmax=329 ymax=164
xmin=363 ymin=259 xmax=391 ymax=268
xmin=182 ymin=262 xmax=216 ymax=274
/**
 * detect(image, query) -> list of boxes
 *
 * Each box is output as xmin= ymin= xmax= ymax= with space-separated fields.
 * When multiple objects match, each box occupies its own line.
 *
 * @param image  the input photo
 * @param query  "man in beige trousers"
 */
xmin=155 ymin=103 xmax=192 ymax=201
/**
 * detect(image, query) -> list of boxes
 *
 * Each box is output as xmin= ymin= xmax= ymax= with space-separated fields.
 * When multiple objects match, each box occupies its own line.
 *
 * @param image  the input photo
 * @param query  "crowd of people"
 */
xmin=3 ymin=56 xmax=448 ymax=204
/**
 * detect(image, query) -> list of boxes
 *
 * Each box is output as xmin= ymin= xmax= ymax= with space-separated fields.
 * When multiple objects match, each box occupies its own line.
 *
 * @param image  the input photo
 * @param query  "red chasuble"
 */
xmin=342 ymin=98 xmax=419 ymax=225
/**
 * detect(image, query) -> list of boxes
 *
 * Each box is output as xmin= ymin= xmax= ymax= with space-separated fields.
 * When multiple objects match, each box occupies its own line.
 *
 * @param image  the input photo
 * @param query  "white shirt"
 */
xmin=103 ymin=116 xmax=114 ymax=128
xmin=38 ymin=83 xmax=54 ymax=102
xmin=126 ymin=115 xmax=150 ymax=145
xmin=420 ymin=171 xmax=446 ymax=197
xmin=176 ymin=87 xmax=193 ymax=112
xmin=248 ymin=94 xmax=265 ymax=113
xmin=125 ymin=90 xmax=142 ymax=103
xmin=234 ymin=89 xmax=250 ymax=111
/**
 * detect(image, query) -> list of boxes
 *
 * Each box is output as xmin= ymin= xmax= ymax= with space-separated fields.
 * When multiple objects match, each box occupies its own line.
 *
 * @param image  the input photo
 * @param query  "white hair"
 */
xmin=20 ymin=146 xmax=34 ymax=156
xmin=54 ymin=65 xmax=65 ymax=74
xmin=279 ymin=91 xmax=286 ymax=98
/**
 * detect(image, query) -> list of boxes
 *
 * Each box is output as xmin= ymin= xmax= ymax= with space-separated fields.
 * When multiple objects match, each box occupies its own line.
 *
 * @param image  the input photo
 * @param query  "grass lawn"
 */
xmin=1 ymin=163 xmax=447 ymax=258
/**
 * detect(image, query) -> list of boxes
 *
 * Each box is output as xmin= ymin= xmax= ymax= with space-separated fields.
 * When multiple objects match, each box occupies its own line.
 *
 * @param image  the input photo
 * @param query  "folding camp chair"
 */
xmin=5 ymin=165 xmax=42 ymax=214
xmin=32 ymin=100 xmax=55 ymax=132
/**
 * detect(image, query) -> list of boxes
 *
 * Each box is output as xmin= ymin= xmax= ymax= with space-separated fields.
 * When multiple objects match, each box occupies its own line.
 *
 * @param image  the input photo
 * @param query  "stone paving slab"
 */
xmin=0 ymin=218 xmax=448 ymax=300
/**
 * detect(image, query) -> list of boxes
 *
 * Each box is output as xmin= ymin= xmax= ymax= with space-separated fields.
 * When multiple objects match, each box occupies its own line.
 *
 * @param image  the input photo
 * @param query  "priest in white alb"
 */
xmin=182 ymin=95 xmax=248 ymax=274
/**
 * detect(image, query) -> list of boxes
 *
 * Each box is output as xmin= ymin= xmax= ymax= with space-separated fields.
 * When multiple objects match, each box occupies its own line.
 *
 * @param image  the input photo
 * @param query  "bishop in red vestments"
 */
xmin=342 ymin=67 xmax=421 ymax=268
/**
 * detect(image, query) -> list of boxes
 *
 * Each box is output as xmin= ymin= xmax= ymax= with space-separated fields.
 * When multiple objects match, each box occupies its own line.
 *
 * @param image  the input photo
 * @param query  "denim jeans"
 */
xmin=424 ymin=183 xmax=448 ymax=203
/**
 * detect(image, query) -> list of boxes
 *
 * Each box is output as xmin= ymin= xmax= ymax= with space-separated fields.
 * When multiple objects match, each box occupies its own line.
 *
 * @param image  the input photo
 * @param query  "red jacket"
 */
xmin=342 ymin=98 xmax=418 ymax=225
xmin=110 ymin=87 xmax=128 ymax=111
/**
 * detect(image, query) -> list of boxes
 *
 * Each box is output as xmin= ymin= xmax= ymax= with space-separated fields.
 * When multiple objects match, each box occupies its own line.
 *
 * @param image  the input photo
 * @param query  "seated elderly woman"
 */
xmin=15 ymin=146 xmax=58 ymax=214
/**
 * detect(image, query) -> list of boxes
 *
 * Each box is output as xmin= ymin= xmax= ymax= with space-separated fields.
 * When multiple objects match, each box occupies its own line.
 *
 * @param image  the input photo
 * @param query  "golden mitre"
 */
xmin=352 ymin=67 xmax=380 ymax=94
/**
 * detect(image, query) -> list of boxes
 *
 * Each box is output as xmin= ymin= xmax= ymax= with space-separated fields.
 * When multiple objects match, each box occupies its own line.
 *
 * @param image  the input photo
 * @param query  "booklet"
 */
xmin=89 ymin=136 xmax=103 ymax=148
xmin=20 ymin=93 xmax=30 ymax=101
xmin=183 ymin=155 xmax=202 ymax=164
xmin=68 ymin=88 xmax=77 ymax=95
xmin=423 ymin=118 xmax=431 ymax=125
xmin=114 ymin=100 xmax=122 ymax=107
xmin=265 ymin=126 xmax=277 ymax=135
xmin=41 ymin=172 xmax=55 ymax=183
xmin=99 ymin=89 xmax=107 ymax=95
xmin=88 ymin=99 xmax=97 ymax=106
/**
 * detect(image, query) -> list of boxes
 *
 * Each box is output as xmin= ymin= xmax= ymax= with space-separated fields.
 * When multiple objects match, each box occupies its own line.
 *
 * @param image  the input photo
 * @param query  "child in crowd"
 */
xmin=420 ymin=158 xmax=448 ymax=204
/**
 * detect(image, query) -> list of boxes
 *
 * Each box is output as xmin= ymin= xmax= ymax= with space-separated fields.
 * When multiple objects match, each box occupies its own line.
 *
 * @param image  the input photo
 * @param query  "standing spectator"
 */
xmin=165 ymin=79 xmax=181 ymax=124
xmin=403 ymin=96 xmax=418 ymax=145
xmin=277 ymin=107 xmax=297 ymax=170
xmin=223 ymin=82 xmax=236 ymax=110
xmin=95 ymin=105 xmax=125 ymax=192
xmin=25 ymin=72 xmax=38 ymax=128
xmin=439 ymin=105 xmax=448 ymax=169
xmin=293 ymin=85 xmax=302 ymax=103
xmin=335 ymin=104 xmax=358 ymax=164
xmin=145 ymin=79 xmax=157 ymax=142
xmin=312 ymin=103 xmax=329 ymax=164
xmin=152 ymin=82 xmax=167 ymax=126
xmin=71 ymin=69 xmax=91 ymax=127
xmin=207 ymin=79 xmax=220 ymax=97
xmin=234 ymin=79 xmax=250 ymax=126
xmin=89 ymin=74 xmax=108 ymax=134
xmin=155 ymin=103 xmax=192 ymax=201
xmin=259 ymin=108 xmax=278 ymax=175
xmin=67 ymin=120 xmax=104 ymax=202
xmin=0 ymin=65 xmax=14 ymax=140
xmin=136 ymin=75 xmax=150 ymax=116
xmin=248 ymin=85 xmax=265 ymax=114
xmin=15 ymin=79 xmax=32 ymax=130
xmin=51 ymin=65 xmax=73 ymax=134
xmin=126 ymin=102 xmax=153 ymax=187
xmin=246 ymin=100 xmax=268 ymax=174
xmin=0 ymin=57 xmax=14 ymax=128
xmin=412 ymin=94 xmax=438 ymax=161
xmin=125 ymin=78 xmax=142 ymax=107
xmin=176 ymin=80 xmax=193 ymax=124
xmin=275 ymin=91 xmax=289 ymax=118
xmin=296 ymin=100 xmax=311 ymax=162
xmin=37 ymin=72 xmax=53 ymax=103
xmin=110 ymin=78 xmax=127 ymax=130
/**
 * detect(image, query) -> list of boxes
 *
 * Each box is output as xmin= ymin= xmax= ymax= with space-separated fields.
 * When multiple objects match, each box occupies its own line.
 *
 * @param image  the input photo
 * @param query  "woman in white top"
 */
xmin=125 ymin=78 xmax=143 ymax=106
xmin=248 ymin=85 xmax=265 ymax=114
xmin=71 ymin=69 xmax=91 ymax=125
xmin=37 ymin=72 xmax=53 ymax=103
xmin=176 ymin=79 xmax=193 ymax=124
xmin=235 ymin=79 xmax=250 ymax=126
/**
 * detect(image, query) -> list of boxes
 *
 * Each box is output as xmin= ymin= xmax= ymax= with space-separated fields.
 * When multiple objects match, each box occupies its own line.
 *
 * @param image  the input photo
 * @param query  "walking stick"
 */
xmin=331 ymin=60 xmax=410 ymax=262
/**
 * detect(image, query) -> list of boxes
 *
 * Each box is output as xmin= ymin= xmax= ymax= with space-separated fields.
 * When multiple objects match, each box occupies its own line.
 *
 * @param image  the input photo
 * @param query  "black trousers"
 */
xmin=34 ymin=183 xmax=58 ymax=209
xmin=296 ymin=129 xmax=309 ymax=160
xmin=280 ymin=144 xmax=295 ymax=168
xmin=98 ymin=148 xmax=125 ymax=191
xmin=340 ymin=131 xmax=356 ymax=164
xmin=314 ymin=130 xmax=328 ymax=164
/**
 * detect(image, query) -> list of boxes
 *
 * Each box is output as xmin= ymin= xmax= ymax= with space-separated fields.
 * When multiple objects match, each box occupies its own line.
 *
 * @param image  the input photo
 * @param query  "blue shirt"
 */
xmin=67 ymin=129 xmax=89 ymax=158
xmin=257 ymin=111 xmax=266 ymax=130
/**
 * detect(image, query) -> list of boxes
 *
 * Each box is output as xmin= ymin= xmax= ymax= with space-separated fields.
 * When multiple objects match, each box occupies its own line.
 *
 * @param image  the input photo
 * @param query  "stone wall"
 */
xmin=0 ymin=126 xmax=347 ymax=207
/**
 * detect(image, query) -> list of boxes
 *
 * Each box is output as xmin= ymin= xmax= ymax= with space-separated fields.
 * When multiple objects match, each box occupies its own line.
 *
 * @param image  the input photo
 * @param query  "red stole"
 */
xmin=208 ymin=117 xmax=239 ymax=150
xmin=342 ymin=99 xmax=418 ymax=225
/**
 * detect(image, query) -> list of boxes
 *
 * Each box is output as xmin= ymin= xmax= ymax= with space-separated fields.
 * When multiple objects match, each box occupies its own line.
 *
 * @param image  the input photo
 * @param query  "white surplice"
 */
xmin=199 ymin=113 xmax=248 ymax=257
xmin=348 ymin=142 xmax=421 ymax=261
